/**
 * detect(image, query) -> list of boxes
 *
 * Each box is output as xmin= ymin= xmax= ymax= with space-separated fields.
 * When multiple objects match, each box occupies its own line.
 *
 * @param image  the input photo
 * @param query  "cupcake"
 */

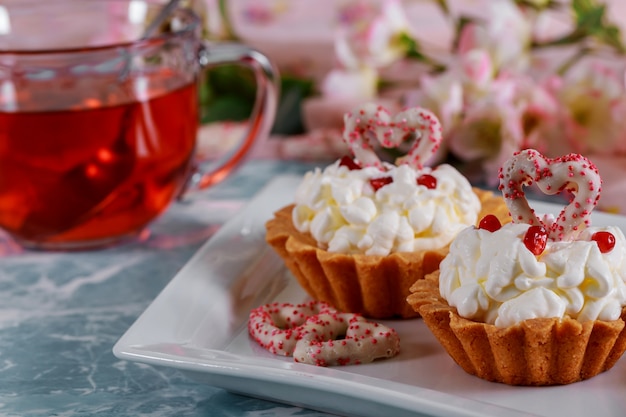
xmin=408 ymin=149 xmax=626 ymax=385
xmin=266 ymin=103 xmax=507 ymax=318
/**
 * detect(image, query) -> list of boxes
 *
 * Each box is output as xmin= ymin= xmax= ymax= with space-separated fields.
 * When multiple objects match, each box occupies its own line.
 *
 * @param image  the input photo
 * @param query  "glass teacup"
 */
xmin=0 ymin=0 xmax=278 ymax=250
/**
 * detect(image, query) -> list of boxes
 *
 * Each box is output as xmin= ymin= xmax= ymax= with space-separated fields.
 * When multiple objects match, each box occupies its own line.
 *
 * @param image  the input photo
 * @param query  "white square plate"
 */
xmin=113 ymin=175 xmax=626 ymax=417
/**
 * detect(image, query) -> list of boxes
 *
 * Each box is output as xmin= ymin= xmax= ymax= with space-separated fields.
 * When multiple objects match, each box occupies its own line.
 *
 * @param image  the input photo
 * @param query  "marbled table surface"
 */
xmin=0 ymin=159 xmax=335 ymax=417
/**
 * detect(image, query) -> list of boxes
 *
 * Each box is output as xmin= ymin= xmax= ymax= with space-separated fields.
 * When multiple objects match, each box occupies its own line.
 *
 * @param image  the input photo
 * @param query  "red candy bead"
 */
xmin=478 ymin=214 xmax=502 ymax=232
xmin=592 ymin=231 xmax=616 ymax=253
xmin=370 ymin=176 xmax=393 ymax=191
xmin=416 ymin=174 xmax=437 ymax=189
xmin=339 ymin=155 xmax=361 ymax=170
xmin=523 ymin=226 xmax=548 ymax=255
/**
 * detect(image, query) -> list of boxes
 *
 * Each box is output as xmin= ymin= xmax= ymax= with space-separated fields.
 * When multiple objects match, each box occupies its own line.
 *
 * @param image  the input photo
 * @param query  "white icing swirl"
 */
xmin=292 ymin=160 xmax=481 ymax=256
xmin=440 ymin=223 xmax=626 ymax=327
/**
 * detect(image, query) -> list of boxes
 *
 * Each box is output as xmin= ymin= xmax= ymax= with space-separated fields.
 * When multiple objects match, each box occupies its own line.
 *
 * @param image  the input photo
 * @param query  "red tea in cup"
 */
xmin=0 ymin=81 xmax=197 ymax=245
xmin=0 ymin=0 xmax=278 ymax=249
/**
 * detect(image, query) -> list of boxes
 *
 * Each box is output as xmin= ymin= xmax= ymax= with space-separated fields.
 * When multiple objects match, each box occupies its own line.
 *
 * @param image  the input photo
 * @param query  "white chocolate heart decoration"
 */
xmin=342 ymin=103 xmax=442 ymax=169
xmin=499 ymin=149 xmax=602 ymax=241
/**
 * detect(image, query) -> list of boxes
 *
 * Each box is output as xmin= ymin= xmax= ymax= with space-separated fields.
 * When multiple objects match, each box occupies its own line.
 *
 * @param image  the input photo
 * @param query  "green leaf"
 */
xmin=399 ymin=33 xmax=447 ymax=73
xmin=433 ymin=0 xmax=450 ymax=16
xmin=201 ymin=95 xmax=253 ymax=123
xmin=198 ymin=64 xmax=317 ymax=132
xmin=401 ymin=33 xmax=425 ymax=59
xmin=198 ymin=64 xmax=257 ymax=123
xmin=572 ymin=0 xmax=597 ymax=16
xmin=595 ymin=25 xmax=626 ymax=53
xmin=205 ymin=65 xmax=256 ymax=98
xmin=271 ymin=76 xmax=315 ymax=135
xmin=217 ymin=0 xmax=239 ymax=40
xmin=514 ymin=0 xmax=560 ymax=11
xmin=575 ymin=3 xmax=605 ymax=30
xmin=536 ymin=0 xmax=626 ymax=55
xmin=572 ymin=0 xmax=626 ymax=53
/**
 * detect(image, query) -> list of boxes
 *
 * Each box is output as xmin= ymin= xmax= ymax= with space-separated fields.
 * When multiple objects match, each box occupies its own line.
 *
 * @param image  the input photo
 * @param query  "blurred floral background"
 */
xmin=193 ymin=0 xmax=626 ymax=212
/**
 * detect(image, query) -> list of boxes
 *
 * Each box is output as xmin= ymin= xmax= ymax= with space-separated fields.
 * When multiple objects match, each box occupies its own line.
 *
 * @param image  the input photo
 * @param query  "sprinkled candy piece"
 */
xmin=248 ymin=301 xmax=400 ymax=366
xmin=342 ymin=103 xmax=442 ymax=169
xmin=499 ymin=149 xmax=602 ymax=241
xmin=293 ymin=314 xmax=400 ymax=366
xmin=248 ymin=300 xmax=337 ymax=356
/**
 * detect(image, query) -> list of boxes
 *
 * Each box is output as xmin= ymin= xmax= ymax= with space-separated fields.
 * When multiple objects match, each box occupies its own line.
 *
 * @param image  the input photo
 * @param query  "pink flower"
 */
xmin=460 ymin=49 xmax=495 ymax=92
xmin=334 ymin=0 xmax=411 ymax=70
xmin=552 ymin=62 xmax=626 ymax=155
xmin=455 ymin=49 xmax=502 ymax=105
xmin=409 ymin=71 xmax=463 ymax=136
xmin=321 ymin=67 xmax=378 ymax=100
xmin=448 ymin=97 xmax=525 ymax=186
xmin=510 ymin=76 xmax=568 ymax=158
xmin=409 ymin=50 xmax=494 ymax=136
xmin=457 ymin=1 xmax=531 ymax=72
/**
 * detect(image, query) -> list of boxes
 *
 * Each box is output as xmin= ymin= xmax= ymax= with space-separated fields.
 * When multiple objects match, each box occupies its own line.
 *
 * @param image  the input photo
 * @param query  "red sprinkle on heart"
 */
xmin=370 ymin=176 xmax=393 ymax=191
xmin=416 ymin=174 xmax=437 ymax=189
xmin=339 ymin=155 xmax=361 ymax=170
xmin=478 ymin=214 xmax=502 ymax=232
xmin=592 ymin=231 xmax=616 ymax=253
xmin=523 ymin=226 xmax=548 ymax=255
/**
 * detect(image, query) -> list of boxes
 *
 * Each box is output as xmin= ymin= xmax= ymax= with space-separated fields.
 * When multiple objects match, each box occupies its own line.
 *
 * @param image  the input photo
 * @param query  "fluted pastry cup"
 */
xmin=266 ymin=188 xmax=507 ymax=319
xmin=407 ymin=271 xmax=626 ymax=385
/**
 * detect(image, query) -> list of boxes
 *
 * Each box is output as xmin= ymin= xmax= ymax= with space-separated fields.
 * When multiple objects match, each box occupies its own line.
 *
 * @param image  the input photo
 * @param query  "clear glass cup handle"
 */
xmin=184 ymin=42 xmax=279 ymax=193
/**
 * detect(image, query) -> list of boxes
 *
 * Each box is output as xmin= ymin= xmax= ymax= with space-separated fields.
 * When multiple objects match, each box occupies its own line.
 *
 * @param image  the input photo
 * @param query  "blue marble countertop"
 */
xmin=0 ymin=159 xmax=335 ymax=417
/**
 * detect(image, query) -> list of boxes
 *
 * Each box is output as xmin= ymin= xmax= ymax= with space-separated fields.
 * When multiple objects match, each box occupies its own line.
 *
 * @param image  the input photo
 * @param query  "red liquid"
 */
xmin=0 ymin=83 xmax=198 ymax=248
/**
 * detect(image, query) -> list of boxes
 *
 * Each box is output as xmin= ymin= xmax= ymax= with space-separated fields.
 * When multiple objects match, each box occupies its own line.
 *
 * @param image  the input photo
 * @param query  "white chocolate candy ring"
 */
xmin=343 ymin=103 xmax=442 ymax=169
xmin=499 ymin=149 xmax=602 ymax=241
xmin=248 ymin=301 xmax=400 ymax=366
xmin=248 ymin=300 xmax=337 ymax=356
xmin=293 ymin=314 xmax=400 ymax=366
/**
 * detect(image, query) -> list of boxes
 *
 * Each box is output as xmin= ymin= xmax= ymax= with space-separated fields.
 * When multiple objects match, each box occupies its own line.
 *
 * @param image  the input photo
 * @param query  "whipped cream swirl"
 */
xmin=440 ymin=223 xmax=626 ymax=327
xmin=292 ymin=160 xmax=481 ymax=256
